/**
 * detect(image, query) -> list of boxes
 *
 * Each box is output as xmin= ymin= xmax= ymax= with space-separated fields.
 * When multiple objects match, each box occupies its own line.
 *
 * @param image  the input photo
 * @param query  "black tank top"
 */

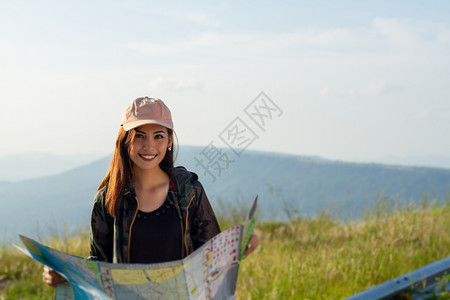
xmin=129 ymin=196 xmax=182 ymax=264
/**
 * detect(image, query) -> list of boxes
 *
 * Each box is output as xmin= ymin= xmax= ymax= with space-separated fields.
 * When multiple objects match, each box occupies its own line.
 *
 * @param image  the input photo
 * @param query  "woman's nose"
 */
xmin=142 ymin=137 xmax=154 ymax=149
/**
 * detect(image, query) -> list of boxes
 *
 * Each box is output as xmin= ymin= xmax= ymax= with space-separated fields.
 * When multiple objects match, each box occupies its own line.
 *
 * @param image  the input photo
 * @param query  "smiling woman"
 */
xmin=42 ymin=96 xmax=258 ymax=287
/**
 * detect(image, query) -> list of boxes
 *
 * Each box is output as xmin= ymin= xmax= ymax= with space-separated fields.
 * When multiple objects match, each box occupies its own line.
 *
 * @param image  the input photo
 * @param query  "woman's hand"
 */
xmin=243 ymin=233 xmax=259 ymax=259
xmin=42 ymin=266 xmax=67 ymax=287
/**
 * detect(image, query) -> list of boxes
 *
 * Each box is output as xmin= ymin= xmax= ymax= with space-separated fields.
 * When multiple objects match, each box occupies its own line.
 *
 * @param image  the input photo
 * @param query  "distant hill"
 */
xmin=0 ymin=153 xmax=105 ymax=182
xmin=0 ymin=146 xmax=449 ymax=242
xmin=348 ymin=155 xmax=450 ymax=170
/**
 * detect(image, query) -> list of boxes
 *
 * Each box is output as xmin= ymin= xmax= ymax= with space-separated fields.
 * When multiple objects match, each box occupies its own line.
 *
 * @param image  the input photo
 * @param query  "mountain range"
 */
xmin=0 ymin=153 xmax=105 ymax=182
xmin=0 ymin=146 xmax=449 ymax=243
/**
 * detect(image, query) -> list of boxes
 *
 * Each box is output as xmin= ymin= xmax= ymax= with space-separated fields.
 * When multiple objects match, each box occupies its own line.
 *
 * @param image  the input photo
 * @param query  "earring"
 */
xmin=168 ymin=145 xmax=172 ymax=151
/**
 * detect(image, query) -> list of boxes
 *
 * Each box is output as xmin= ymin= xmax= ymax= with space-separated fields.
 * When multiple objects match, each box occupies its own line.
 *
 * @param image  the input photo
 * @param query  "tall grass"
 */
xmin=236 ymin=201 xmax=450 ymax=299
xmin=0 ymin=227 xmax=89 ymax=300
xmin=1 ymin=201 xmax=449 ymax=299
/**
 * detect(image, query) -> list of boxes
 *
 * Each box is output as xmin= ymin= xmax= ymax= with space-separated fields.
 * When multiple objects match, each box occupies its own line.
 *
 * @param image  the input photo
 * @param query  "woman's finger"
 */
xmin=42 ymin=266 xmax=67 ymax=287
xmin=243 ymin=234 xmax=259 ymax=258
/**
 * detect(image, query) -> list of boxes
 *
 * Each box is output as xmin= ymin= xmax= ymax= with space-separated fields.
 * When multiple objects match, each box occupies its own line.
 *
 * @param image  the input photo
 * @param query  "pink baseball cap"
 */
xmin=121 ymin=97 xmax=174 ymax=131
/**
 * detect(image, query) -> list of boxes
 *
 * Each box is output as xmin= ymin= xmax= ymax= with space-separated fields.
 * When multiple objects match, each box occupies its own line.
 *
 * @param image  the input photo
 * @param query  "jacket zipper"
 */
xmin=184 ymin=195 xmax=196 ymax=256
xmin=169 ymin=177 xmax=186 ymax=258
xmin=127 ymin=196 xmax=140 ymax=263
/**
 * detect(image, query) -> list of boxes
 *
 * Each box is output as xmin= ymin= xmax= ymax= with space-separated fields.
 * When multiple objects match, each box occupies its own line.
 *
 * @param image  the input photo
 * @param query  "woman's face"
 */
xmin=128 ymin=124 xmax=172 ymax=171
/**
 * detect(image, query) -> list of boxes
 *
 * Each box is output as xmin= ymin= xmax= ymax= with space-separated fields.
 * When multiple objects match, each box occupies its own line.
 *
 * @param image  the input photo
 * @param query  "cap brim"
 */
xmin=122 ymin=120 xmax=174 ymax=131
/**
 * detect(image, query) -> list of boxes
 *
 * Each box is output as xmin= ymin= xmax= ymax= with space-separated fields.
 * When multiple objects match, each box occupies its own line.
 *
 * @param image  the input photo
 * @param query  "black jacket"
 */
xmin=89 ymin=166 xmax=221 ymax=263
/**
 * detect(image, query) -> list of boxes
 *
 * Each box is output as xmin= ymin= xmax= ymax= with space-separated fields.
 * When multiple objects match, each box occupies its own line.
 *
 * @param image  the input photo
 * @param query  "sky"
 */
xmin=1 ymin=0 xmax=449 ymax=166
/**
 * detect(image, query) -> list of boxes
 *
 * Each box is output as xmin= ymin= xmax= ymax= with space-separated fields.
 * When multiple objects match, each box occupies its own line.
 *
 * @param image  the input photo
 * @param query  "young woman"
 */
xmin=43 ymin=97 xmax=258 ymax=286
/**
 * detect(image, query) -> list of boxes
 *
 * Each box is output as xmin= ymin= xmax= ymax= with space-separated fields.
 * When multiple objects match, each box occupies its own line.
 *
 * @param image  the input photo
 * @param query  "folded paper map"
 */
xmin=18 ymin=196 xmax=257 ymax=300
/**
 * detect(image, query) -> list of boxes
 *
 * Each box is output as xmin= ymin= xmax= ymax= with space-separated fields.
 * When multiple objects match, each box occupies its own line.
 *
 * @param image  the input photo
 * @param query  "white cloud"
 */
xmin=185 ymin=11 xmax=223 ymax=27
xmin=320 ymin=87 xmax=330 ymax=97
xmin=359 ymin=81 xmax=390 ymax=96
xmin=124 ymin=42 xmax=175 ymax=56
xmin=124 ymin=17 xmax=450 ymax=61
xmin=329 ymin=81 xmax=402 ymax=98
xmin=372 ymin=18 xmax=418 ymax=45
xmin=415 ymin=110 xmax=430 ymax=120
xmin=148 ymin=77 xmax=205 ymax=92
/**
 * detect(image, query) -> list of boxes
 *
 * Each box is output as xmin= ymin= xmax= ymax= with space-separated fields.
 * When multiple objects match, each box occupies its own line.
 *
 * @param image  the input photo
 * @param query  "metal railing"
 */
xmin=344 ymin=256 xmax=450 ymax=299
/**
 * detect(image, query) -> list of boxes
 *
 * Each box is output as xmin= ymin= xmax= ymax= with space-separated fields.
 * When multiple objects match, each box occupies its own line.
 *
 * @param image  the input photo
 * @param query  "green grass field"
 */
xmin=1 ymin=200 xmax=449 ymax=299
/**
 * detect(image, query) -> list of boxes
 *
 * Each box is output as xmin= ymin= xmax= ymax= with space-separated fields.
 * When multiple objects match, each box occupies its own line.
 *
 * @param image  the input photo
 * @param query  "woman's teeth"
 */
xmin=140 ymin=154 xmax=156 ymax=159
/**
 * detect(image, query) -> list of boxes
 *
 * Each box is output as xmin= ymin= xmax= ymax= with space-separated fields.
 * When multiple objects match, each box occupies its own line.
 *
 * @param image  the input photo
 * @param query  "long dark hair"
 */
xmin=98 ymin=127 xmax=174 ymax=217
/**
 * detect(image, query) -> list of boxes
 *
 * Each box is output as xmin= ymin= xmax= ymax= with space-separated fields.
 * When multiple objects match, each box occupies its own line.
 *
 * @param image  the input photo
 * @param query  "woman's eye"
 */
xmin=155 ymin=134 xmax=164 ymax=139
xmin=135 ymin=133 xmax=144 ymax=138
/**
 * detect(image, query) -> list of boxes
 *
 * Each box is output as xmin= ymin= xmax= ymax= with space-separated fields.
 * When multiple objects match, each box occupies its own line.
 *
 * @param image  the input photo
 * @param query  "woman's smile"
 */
xmin=139 ymin=154 xmax=157 ymax=161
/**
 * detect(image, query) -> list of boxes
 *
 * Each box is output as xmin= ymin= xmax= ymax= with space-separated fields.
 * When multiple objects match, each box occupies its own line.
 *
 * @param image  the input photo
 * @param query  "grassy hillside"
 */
xmin=235 ymin=201 xmax=450 ymax=299
xmin=1 ymin=200 xmax=449 ymax=299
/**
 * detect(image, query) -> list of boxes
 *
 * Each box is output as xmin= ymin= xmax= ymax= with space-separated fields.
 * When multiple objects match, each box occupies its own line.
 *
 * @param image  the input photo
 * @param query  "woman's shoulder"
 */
xmin=166 ymin=166 xmax=203 ymax=191
xmin=171 ymin=166 xmax=198 ymax=181
xmin=92 ymin=185 xmax=108 ymax=205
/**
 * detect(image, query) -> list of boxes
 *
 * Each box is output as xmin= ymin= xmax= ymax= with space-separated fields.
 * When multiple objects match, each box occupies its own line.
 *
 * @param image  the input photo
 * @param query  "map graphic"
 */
xmin=18 ymin=197 xmax=257 ymax=300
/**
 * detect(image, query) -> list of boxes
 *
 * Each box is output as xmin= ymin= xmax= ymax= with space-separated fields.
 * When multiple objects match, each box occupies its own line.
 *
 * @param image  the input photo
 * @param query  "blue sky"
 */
xmin=1 ymin=0 xmax=449 ymax=166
